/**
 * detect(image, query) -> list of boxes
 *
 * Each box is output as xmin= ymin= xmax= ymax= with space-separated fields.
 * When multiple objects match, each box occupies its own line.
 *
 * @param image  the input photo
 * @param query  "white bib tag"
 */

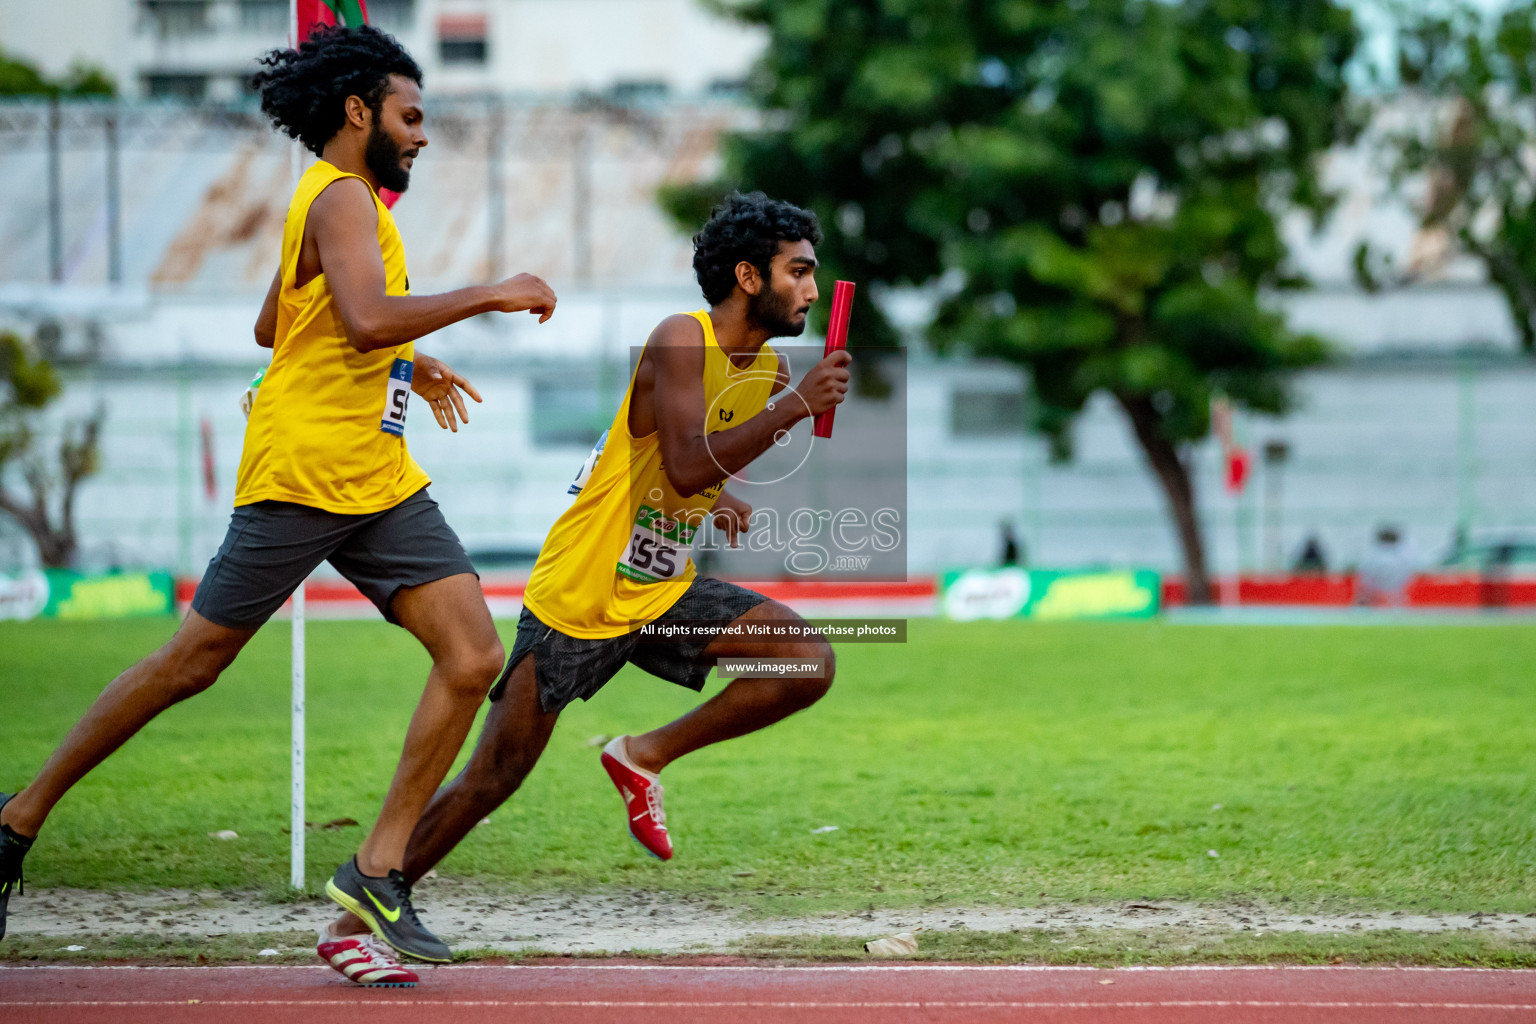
xmin=568 ymin=430 xmax=609 ymax=495
xmin=616 ymin=504 xmax=696 ymax=584
xmin=380 ymin=357 xmax=412 ymax=436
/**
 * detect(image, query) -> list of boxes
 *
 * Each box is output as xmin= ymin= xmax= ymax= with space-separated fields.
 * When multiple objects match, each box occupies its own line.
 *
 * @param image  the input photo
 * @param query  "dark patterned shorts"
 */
xmin=488 ymin=576 xmax=770 ymax=713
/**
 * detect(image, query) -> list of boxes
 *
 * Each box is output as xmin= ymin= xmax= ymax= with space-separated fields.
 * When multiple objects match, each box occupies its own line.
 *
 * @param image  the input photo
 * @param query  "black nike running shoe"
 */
xmin=0 ymin=793 xmax=34 ymax=942
xmin=325 ymin=857 xmax=450 ymax=964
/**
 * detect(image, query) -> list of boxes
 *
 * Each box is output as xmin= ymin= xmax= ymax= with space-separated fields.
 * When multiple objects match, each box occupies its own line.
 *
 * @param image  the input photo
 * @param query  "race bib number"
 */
xmin=380 ymin=358 xmax=412 ymax=436
xmin=616 ymin=504 xmax=697 ymax=584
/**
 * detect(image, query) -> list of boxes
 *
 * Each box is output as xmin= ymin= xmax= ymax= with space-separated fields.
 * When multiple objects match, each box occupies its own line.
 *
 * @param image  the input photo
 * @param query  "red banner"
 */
xmin=295 ymin=0 xmax=370 ymax=39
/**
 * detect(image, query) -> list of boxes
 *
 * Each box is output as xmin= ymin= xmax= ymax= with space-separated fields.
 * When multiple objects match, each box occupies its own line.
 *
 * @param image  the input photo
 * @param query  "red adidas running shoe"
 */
xmin=317 ymin=928 xmax=420 ymax=987
xmin=601 ymin=735 xmax=673 ymax=860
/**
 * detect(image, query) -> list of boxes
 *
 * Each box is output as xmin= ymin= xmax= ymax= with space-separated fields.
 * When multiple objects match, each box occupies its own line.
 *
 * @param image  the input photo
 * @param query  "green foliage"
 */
xmin=682 ymin=0 xmax=1348 ymax=446
xmin=0 ymin=333 xmax=61 ymax=477
xmin=0 ymin=52 xmax=50 ymax=97
xmin=0 ymin=332 xmax=63 ymax=410
xmin=674 ymin=1 xmax=1354 ymax=597
xmin=1378 ymin=1 xmax=1536 ymax=353
xmin=4 ymin=617 xmax=1532 ymax=914
xmin=0 ymin=49 xmax=116 ymax=98
xmin=61 ymin=62 xmax=117 ymax=98
xmin=0 ymin=332 xmax=102 ymax=567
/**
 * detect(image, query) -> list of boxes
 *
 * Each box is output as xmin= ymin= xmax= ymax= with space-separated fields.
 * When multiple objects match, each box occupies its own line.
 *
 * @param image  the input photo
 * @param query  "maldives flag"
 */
xmin=295 ymin=0 xmax=370 ymax=36
xmin=292 ymin=0 xmax=402 ymax=208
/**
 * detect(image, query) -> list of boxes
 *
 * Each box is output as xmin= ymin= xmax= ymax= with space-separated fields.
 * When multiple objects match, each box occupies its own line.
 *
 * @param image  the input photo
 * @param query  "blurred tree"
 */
xmin=0 ymin=332 xmax=105 ymax=568
xmin=0 ymin=49 xmax=116 ymax=97
xmin=1372 ymin=2 xmax=1536 ymax=354
xmin=671 ymin=0 xmax=1355 ymax=602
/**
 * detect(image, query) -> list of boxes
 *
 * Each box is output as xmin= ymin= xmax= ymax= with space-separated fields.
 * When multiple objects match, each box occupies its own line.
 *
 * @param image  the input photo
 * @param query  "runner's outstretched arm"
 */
xmin=255 ymin=275 xmax=482 ymax=431
xmin=308 ymin=177 xmax=557 ymax=352
xmin=644 ymin=315 xmax=850 ymax=496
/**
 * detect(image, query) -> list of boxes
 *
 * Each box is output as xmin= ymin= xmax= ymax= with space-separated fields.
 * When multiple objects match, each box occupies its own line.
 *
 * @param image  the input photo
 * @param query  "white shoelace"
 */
xmin=326 ymin=931 xmax=403 ymax=968
xmin=645 ymin=780 xmax=667 ymax=828
xmin=358 ymin=934 xmax=408 ymax=970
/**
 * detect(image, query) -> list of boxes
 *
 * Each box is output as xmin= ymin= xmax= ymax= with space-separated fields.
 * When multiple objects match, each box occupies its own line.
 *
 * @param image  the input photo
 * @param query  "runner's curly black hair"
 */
xmin=693 ymin=191 xmax=823 ymax=306
xmin=251 ymin=24 xmax=423 ymax=156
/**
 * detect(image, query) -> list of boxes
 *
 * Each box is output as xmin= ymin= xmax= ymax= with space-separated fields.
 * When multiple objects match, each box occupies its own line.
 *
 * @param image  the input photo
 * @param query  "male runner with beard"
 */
xmin=0 ymin=26 xmax=557 ymax=985
xmin=323 ymin=191 xmax=850 ymax=952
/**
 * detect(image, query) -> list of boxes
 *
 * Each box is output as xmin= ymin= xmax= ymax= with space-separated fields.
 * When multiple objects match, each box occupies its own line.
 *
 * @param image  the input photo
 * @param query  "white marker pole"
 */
xmin=287 ymin=0 xmax=306 ymax=893
xmin=291 ymin=578 xmax=306 ymax=890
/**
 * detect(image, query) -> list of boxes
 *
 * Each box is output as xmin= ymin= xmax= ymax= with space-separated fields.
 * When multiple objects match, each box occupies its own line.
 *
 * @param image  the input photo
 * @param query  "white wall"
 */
xmin=468 ymin=0 xmax=764 ymax=97
xmin=0 ymin=1 xmax=764 ymax=99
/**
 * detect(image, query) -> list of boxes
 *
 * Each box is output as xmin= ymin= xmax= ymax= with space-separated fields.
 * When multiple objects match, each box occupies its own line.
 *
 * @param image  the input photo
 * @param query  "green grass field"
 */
xmin=3 ymin=616 xmax=1533 ymax=918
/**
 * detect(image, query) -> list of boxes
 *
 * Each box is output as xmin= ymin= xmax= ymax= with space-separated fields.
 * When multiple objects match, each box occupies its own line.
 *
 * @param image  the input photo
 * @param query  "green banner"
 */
xmin=0 ymin=570 xmax=175 ymax=621
xmin=941 ymin=568 xmax=1161 ymax=622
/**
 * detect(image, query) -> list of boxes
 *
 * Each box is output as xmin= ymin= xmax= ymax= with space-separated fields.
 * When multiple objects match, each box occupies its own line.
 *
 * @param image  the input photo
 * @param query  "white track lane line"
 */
xmin=2 ymin=964 xmax=1527 ymax=973
xmin=2 ymin=1000 xmax=1534 ymax=1011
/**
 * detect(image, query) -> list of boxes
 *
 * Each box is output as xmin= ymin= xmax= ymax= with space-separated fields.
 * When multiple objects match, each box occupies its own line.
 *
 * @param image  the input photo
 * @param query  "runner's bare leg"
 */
xmin=333 ymin=652 xmax=558 ymax=935
xmin=0 ymin=612 xmax=255 ymax=838
xmin=624 ymin=600 xmax=834 ymax=774
xmin=352 ymin=572 xmax=504 ymax=877
xmin=333 ymin=599 xmax=832 ymax=935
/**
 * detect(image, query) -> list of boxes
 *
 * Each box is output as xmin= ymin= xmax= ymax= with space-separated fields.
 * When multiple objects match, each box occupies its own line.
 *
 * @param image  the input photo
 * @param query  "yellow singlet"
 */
xmin=235 ymin=159 xmax=430 ymax=514
xmin=523 ymin=311 xmax=779 ymax=638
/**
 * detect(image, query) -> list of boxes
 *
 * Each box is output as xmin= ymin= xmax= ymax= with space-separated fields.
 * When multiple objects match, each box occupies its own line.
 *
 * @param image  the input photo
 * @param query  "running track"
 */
xmin=4 ymin=965 xmax=1535 ymax=1023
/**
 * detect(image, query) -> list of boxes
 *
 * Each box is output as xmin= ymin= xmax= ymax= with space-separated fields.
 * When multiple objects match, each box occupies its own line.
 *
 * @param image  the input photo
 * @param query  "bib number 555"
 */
xmin=627 ymin=533 xmax=678 ymax=577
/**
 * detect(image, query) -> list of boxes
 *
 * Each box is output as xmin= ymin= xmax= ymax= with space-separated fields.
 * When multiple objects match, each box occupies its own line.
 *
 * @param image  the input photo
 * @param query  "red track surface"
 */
xmin=3 ymin=965 xmax=1534 ymax=1023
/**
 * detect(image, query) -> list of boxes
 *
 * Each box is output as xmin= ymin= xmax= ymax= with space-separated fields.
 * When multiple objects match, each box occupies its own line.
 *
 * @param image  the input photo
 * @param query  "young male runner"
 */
xmin=0 ymin=26 xmax=557 ymax=982
xmin=324 ymin=191 xmax=850 ymax=953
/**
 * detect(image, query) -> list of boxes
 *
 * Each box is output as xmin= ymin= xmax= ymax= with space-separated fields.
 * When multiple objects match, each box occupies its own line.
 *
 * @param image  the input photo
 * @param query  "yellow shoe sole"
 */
xmin=323 ymin=878 xmax=452 ymax=965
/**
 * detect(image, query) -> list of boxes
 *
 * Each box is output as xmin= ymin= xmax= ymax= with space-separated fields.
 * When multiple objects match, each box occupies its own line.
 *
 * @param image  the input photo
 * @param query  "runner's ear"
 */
xmin=735 ymin=260 xmax=763 ymax=297
xmin=343 ymin=94 xmax=371 ymax=132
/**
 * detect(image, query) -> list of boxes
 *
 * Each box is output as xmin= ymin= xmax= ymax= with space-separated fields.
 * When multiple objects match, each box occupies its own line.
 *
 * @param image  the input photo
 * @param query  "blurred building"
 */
xmin=0 ymin=96 xmax=1532 ymax=580
xmin=0 ymin=0 xmax=764 ymax=102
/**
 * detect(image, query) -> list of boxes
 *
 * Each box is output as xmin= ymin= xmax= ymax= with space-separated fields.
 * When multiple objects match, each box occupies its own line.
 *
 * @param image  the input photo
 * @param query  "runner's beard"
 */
xmin=365 ymin=124 xmax=412 ymax=193
xmin=748 ymin=275 xmax=807 ymax=338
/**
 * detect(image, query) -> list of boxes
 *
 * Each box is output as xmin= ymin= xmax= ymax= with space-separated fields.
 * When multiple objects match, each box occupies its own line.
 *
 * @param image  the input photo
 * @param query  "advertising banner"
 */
xmin=941 ymin=568 xmax=1161 ymax=622
xmin=0 ymin=570 xmax=176 ymax=621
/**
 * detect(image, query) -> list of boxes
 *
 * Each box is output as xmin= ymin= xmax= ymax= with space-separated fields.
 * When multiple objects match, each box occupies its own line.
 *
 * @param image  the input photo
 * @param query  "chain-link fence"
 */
xmin=0 ymin=96 xmax=747 ymax=293
xmin=1 ymin=100 xmax=1532 ymax=583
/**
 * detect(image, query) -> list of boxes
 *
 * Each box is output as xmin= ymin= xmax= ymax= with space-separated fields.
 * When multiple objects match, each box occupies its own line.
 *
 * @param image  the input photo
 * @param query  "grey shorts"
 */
xmin=490 ymin=576 xmax=771 ymax=713
xmin=191 ymin=488 xmax=476 ymax=630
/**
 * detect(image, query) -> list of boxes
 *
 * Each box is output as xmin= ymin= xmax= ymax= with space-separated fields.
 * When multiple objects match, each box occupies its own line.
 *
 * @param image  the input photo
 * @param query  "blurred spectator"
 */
xmin=999 ymin=521 xmax=1023 ymax=567
xmin=1357 ymin=525 xmax=1415 ymax=606
xmin=1294 ymin=535 xmax=1328 ymax=574
xmin=1480 ymin=541 xmax=1517 ymax=609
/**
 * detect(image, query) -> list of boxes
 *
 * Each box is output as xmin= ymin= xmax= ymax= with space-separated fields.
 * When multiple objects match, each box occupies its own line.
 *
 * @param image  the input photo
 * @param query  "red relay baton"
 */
xmin=813 ymin=280 xmax=856 ymax=439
